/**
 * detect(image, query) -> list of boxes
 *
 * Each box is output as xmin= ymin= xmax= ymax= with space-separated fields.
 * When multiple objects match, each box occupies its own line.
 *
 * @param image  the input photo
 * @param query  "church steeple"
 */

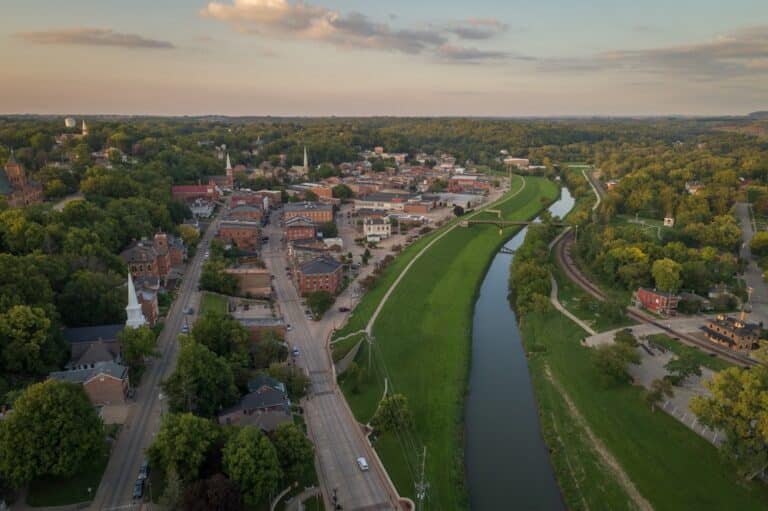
xmin=226 ymin=152 xmax=232 ymax=172
xmin=125 ymin=273 xmax=147 ymax=329
xmin=303 ymin=146 xmax=308 ymax=174
xmin=81 ymin=120 xmax=88 ymax=137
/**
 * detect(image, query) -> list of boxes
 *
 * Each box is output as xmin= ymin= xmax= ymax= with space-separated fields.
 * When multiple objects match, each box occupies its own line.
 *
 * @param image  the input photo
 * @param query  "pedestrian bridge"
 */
xmin=459 ymin=219 xmax=568 ymax=228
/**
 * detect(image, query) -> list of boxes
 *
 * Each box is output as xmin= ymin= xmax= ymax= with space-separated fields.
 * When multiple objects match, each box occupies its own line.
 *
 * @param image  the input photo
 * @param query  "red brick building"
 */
xmin=1 ymin=152 xmax=43 ymax=207
xmin=171 ymin=180 xmax=220 ymax=202
xmin=120 ymin=233 xmax=185 ymax=284
xmin=284 ymin=202 xmax=334 ymax=225
xmin=448 ymin=175 xmax=491 ymax=193
xmin=229 ymin=205 xmax=264 ymax=222
xmin=218 ymin=219 xmax=261 ymax=252
xmin=636 ymin=287 xmax=680 ymax=316
xmin=296 ymin=256 xmax=343 ymax=295
xmin=285 ymin=216 xmax=316 ymax=242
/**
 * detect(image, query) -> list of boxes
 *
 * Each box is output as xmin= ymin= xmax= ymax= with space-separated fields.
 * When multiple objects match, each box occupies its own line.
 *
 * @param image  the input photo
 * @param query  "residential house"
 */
xmin=63 ymin=325 xmax=124 ymax=370
xmin=363 ymin=218 xmax=391 ymax=242
xmin=635 ymin=287 xmax=680 ymax=316
xmin=217 ymin=383 xmax=291 ymax=432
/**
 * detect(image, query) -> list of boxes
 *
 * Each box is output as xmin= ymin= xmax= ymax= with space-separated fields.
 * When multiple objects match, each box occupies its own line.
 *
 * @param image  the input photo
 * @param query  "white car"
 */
xmin=356 ymin=457 xmax=369 ymax=471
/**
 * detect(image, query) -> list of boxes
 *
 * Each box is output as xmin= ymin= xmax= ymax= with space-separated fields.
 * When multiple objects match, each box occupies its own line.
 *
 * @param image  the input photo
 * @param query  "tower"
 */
xmin=81 ymin=120 xmax=88 ymax=137
xmin=225 ymin=152 xmax=233 ymax=186
xmin=125 ymin=273 xmax=147 ymax=329
xmin=303 ymin=146 xmax=309 ymax=174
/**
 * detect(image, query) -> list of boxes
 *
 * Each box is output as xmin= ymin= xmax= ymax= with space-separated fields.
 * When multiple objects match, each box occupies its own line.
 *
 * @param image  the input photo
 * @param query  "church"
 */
xmin=0 ymin=152 xmax=43 ymax=207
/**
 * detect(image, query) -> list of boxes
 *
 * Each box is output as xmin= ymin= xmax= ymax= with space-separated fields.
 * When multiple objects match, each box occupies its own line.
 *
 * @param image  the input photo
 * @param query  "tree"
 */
xmin=644 ymin=378 xmax=674 ymax=411
xmin=200 ymin=260 xmax=239 ymax=296
xmin=179 ymin=224 xmax=201 ymax=247
xmin=162 ymin=338 xmax=238 ymax=417
xmin=691 ymin=367 xmax=768 ymax=478
xmin=251 ymin=334 xmax=287 ymax=369
xmin=664 ymin=352 xmax=702 ymax=385
xmin=267 ymin=364 xmax=309 ymax=399
xmin=0 ymin=305 xmax=65 ymax=379
xmin=613 ymin=329 xmax=637 ymax=347
xmin=453 ymin=205 xmax=465 ymax=217
xmin=303 ymin=190 xmax=319 ymax=201
xmin=272 ymin=423 xmax=315 ymax=483
xmin=181 ymin=474 xmax=244 ymax=511
xmin=752 ymin=231 xmax=768 ymax=257
xmin=652 ymin=257 xmax=682 ymax=294
xmin=148 ymin=412 xmax=222 ymax=482
xmin=371 ymin=393 xmax=414 ymax=433
xmin=160 ymin=467 xmax=183 ymax=511
xmin=191 ymin=311 xmax=250 ymax=359
xmin=0 ymin=380 xmax=104 ymax=487
xmin=119 ymin=326 xmax=158 ymax=374
xmin=223 ymin=426 xmax=282 ymax=507
xmin=318 ymin=222 xmax=338 ymax=238
xmin=306 ymin=291 xmax=335 ymax=318
xmin=592 ymin=342 xmax=640 ymax=387
xmin=332 ymin=184 xmax=353 ymax=199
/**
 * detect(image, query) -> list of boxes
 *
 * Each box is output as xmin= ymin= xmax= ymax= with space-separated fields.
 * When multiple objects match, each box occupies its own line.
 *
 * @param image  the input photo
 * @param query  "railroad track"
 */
xmin=554 ymin=229 xmax=757 ymax=368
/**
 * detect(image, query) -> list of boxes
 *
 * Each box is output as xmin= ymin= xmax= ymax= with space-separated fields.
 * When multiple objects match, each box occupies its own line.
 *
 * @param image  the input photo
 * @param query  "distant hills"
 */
xmin=748 ymin=111 xmax=768 ymax=119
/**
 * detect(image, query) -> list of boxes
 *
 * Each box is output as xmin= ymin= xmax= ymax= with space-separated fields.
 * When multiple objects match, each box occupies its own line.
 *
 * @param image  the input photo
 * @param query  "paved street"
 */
xmin=261 ymin=213 xmax=399 ymax=511
xmin=735 ymin=202 xmax=768 ymax=325
xmin=91 ymin=212 xmax=224 ymax=511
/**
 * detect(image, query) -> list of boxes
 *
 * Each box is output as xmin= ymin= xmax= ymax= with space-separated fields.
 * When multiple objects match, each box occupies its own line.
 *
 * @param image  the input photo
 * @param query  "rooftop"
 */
xmin=300 ymin=256 xmax=342 ymax=275
xmin=284 ymin=201 xmax=333 ymax=212
xmin=63 ymin=324 xmax=124 ymax=343
xmin=50 ymin=361 xmax=128 ymax=384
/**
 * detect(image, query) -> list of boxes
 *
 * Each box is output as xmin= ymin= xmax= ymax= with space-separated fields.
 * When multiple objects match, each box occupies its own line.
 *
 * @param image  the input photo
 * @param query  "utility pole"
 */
xmin=415 ymin=446 xmax=429 ymax=511
xmin=367 ymin=334 xmax=373 ymax=371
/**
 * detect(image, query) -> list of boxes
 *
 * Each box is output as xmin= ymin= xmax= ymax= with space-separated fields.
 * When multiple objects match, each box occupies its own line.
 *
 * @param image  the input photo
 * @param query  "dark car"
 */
xmin=338 ymin=307 xmax=350 ymax=312
xmin=132 ymin=479 xmax=144 ymax=500
xmin=138 ymin=460 xmax=150 ymax=480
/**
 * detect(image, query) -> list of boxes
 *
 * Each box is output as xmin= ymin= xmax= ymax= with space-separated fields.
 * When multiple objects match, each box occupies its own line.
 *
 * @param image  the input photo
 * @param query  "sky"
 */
xmin=1 ymin=0 xmax=767 ymax=116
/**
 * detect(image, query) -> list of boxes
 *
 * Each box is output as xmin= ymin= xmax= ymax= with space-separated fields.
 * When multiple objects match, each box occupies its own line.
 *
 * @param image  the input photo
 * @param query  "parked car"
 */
xmin=132 ymin=479 xmax=144 ymax=500
xmin=286 ymin=324 xmax=292 ymax=331
xmin=291 ymin=347 xmax=300 ymax=357
xmin=184 ymin=307 xmax=194 ymax=315
xmin=181 ymin=324 xmax=189 ymax=334
xmin=138 ymin=460 xmax=150 ymax=480
xmin=356 ymin=457 xmax=369 ymax=471
xmin=338 ymin=307 xmax=350 ymax=313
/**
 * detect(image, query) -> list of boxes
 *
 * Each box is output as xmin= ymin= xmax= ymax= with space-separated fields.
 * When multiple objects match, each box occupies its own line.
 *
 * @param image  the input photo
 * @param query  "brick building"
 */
xmin=0 ymin=152 xmax=43 ymax=207
xmin=120 ymin=233 xmax=186 ymax=284
xmin=296 ymin=256 xmax=343 ymax=295
xmin=284 ymin=202 xmax=334 ymax=225
xmin=229 ymin=205 xmax=264 ymax=222
xmin=50 ymin=361 xmax=130 ymax=406
xmin=285 ymin=216 xmax=317 ymax=242
xmin=171 ymin=180 xmax=220 ymax=202
xmin=218 ymin=219 xmax=261 ymax=252
xmin=363 ymin=218 xmax=391 ymax=242
xmin=701 ymin=314 xmax=760 ymax=351
xmin=635 ymin=287 xmax=680 ymax=316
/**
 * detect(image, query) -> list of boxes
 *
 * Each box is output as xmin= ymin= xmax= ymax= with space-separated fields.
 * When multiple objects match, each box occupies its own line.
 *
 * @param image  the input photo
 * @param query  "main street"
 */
xmin=261 ymin=214 xmax=400 ymax=511
xmin=92 ymin=210 xmax=225 ymax=510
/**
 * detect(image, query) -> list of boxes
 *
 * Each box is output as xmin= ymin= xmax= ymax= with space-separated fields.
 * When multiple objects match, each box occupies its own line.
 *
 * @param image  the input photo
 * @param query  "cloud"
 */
xmin=448 ymin=18 xmax=508 ymax=40
xmin=201 ymin=0 xmax=510 ymax=62
xmin=541 ymin=25 xmax=768 ymax=79
xmin=16 ymin=28 xmax=174 ymax=49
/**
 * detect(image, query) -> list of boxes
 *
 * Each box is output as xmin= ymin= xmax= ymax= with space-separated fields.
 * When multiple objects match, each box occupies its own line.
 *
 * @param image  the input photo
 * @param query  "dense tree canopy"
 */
xmin=223 ymin=426 xmax=282 ymax=507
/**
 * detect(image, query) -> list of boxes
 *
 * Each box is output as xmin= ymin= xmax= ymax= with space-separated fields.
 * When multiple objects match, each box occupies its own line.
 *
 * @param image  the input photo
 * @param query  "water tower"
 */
xmin=64 ymin=117 xmax=76 ymax=129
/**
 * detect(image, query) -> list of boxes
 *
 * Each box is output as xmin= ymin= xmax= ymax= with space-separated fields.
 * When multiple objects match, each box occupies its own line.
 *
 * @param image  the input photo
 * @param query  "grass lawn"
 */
xmin=26 ymin=447 xmax=109 ymax=507
xmin=331 ymin=333 xmax=366 ymax=363
xmin=522 ymin=309 xmax=768 ymax=510
xmin=200 ymin=292 xmax=228 ymax=315
xmin=336 ymin=176 xmax=559 ymax=506
xmin=647 ymin=333 xmax=735 ymax=372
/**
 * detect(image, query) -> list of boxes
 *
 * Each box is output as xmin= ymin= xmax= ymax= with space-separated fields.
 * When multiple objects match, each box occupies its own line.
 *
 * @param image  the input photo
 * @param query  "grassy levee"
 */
xmin=336 ymin=176 xmax=559 ymax=507
xmin=521 ymin=308 xmax=768 ymax=510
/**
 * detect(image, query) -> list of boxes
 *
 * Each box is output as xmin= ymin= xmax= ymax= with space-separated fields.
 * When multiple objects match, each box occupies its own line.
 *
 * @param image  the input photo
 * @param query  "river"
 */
xmin=465 ymin=185 xmax=575 ymax=510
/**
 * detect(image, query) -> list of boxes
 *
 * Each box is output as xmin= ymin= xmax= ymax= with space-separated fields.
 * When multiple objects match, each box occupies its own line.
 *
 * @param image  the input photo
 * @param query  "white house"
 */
xmin=363 ymin=218 xmax=391 ymax=242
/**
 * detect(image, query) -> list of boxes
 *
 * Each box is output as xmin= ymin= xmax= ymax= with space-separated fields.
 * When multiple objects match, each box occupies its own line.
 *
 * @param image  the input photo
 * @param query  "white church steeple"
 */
xmin=226 ymin=152 xmax=232 ymax=171
xmin=81 ymin=120 xmax=88 ymax=137
xmin=125 ymin=273 xmax=147 ymax=329
xmin=303 ymin=146 xmax=308 ymax=174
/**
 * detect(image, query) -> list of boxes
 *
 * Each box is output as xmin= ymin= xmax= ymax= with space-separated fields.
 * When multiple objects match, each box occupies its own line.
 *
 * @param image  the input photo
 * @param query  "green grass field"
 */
xmin=200 ymin=292 xmax=228 ymax=315
xmin=522 ymin=309 xmax=768 ymax=511
xmin=26 ymin=446 xmax=109 ymax=506
xmin=337 ymin=176 xmax=560 ymax=506
xmin=647 ymin=333 xmax=735 ymax=372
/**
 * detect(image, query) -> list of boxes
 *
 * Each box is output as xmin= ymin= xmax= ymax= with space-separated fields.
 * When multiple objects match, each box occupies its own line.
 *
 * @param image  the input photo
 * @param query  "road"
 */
xmin=261 ymin=213 xmax=400 ymax=511
xmin=91 ymin=212 xmax=225 ymax=510
xmin=735 ymin=202 xmax=768 ymax=325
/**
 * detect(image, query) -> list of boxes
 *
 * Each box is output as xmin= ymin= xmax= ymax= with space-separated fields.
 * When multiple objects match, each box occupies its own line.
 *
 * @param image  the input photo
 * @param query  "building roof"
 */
xmin=300 ymin=256 xmax=342 ymax=275
xmin=284 ymin=201 xmax=333 ymax=212
xmin=220 ymin=386 xmax=289 ymax=416
xmin=50 ymin=361 xmax=128 ymax=384
xmin=220 ymin=219 xmax=261 ymax=230
xmin=120 ymin=241 xmax=158 ymax=264
xmin=247 ymin=374 xmax=286 ymax=394
xmin=231 ymin=205 xmax=262 ymax=213
xmin=358 ymin=192 xmax=418 ymax=202
xmin=62 ymin=324 xmax=124 ymax=343
xmin=0 ymin=170 xmax=12 ymax=195
xmin=364 ymin=218 xmax=387 ymax=225
xmin=285 ymin=215 xmax=315 ymax=227
xmin=70 ymin=340 xmax=121 ymax=368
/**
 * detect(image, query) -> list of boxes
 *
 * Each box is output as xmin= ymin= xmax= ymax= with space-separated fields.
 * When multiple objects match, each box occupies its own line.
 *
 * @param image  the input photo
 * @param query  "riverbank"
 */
xmin=336 ymin=176 xmax=559 ymax=506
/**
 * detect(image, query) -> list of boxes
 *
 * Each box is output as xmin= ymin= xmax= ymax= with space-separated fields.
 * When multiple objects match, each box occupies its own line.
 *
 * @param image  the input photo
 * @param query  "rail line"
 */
xmin=554 ymin=229 xmax=757 ymax=368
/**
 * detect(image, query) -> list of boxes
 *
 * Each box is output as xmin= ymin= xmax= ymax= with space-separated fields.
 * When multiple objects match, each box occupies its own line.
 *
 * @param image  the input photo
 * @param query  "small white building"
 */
xmin=363 ymin=218 xmax=391 ymax=242
xmin=663 ymin=217 xmax=675 ymax=227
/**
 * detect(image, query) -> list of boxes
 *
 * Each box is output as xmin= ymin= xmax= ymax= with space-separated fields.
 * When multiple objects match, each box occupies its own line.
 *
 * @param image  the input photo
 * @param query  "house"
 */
xmin=663 ymin=217 xmax=675 ymax=227
xmin=636 ymin=288 xmax=680 ymax=316
xmin=171 ymin=180 xmax=220 ymax=202
xmin=287 ymin=239 xmax=329 ymax=267
xmin=217 ymin=384 xmax=291 ymax=432
xmin=296 ymin=256 xmax=343 ymax=295
xmin=224 ymin=266 xmax=271 ymax=297
xmin=363 ymin=218 xmax=391 ymax=242
xmin=50 ymin=361 xmax=130 ymax=406
xmin=284 ymin=202 xmax=334 ymax=225
xmin=63 ymin=325 xmax=124 ymax=370
xmin=0 ymin=152 xmax=43 ymax=207
xmin=285 ymin=216 xmax=317 ymax=242
xmin=701 ymin=313 xmax=759 ymax=351
xmin=247 ymin=374 xmax=286 ymax=394
xmin=218 ymin=219 xmax=261 ymax=252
